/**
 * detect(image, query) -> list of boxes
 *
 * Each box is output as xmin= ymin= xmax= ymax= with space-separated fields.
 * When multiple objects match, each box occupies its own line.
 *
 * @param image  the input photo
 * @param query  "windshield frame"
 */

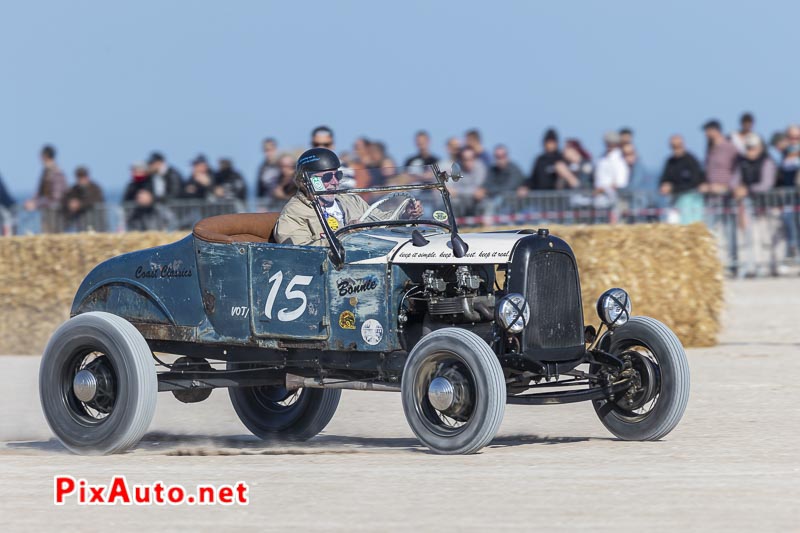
xmin=301 ymin=162 xmax=460 ymax=267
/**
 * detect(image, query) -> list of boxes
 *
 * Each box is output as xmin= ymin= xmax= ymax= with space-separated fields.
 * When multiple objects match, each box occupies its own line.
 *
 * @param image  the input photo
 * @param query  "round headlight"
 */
xmin=496 ymin=293 xmax=530 ymax=333
xmin=596 ymin=288 xmax=632 ymax=328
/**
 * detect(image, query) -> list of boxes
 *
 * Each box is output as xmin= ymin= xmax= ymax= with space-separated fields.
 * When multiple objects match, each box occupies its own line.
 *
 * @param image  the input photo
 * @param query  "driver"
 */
xmin=274 ymin=148 xmax=422 ymax=246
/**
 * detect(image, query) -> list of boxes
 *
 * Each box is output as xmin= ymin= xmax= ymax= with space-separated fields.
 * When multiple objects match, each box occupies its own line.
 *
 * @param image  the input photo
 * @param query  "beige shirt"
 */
xmin=274 ymin=193 xmax=370 ymax=246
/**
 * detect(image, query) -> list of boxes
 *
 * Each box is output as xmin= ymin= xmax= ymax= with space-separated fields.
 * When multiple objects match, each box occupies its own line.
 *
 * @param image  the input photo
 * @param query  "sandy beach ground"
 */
xmin=1 ymin=278 xmax=798 ymax=531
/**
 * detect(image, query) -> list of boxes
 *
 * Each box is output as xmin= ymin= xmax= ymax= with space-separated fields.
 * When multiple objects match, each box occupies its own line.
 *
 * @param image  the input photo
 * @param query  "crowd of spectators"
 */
xmin=1 ymin=114 xmax=799 ymax=270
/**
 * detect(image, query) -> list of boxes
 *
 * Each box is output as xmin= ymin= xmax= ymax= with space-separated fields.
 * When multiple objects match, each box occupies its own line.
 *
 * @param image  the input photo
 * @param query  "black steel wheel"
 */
xmin=39 ymin=312 xmax=157 ymax=455
xmin=401 ymin=328 xmax=505 ymax=454
xmin=228 ymin=365 xmax=340 ymax=441
xmin=593 ymin=316 xmax=690 ymax=440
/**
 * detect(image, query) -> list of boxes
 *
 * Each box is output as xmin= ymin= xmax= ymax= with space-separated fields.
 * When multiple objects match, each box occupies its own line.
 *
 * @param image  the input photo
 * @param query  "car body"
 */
xmin=40 ymin=164 xmax=690 ymax=455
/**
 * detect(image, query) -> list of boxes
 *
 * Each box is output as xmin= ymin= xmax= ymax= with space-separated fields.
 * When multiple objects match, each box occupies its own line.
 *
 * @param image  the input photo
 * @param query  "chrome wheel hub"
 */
xmin=428 ymin=377 xmax=455 ymax=411
xmin=73 ymin=369 xmax=98 ymax=402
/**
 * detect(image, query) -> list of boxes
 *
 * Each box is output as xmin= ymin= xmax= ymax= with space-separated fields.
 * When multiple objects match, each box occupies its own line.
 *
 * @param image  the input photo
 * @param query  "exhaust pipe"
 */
xmin=285 ymin=373 xmax=400 ymax=392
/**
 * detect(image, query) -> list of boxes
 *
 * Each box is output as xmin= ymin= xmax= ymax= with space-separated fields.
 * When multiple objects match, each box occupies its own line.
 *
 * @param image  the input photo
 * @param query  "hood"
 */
xmin=346 ymin=229 xmax=531 ymax=265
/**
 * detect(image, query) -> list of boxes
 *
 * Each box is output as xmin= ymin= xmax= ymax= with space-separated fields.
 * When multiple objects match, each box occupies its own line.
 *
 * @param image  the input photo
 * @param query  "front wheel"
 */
xmin=401 ymin=328 xmax=506 ymax=454
xmin=593 ymin=316 xmax=690 ymax=440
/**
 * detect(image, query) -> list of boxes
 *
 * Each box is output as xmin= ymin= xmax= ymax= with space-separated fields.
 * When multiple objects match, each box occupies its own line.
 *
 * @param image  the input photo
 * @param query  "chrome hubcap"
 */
xmin=428 ymin=377 xmax=455 ymax=411
xmin=73 ymin=369 xmax=98 ymax=402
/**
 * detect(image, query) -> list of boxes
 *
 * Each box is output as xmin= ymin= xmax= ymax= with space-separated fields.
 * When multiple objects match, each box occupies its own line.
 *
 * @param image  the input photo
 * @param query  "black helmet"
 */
xmin=296 ymin=148 xmax=340 ymax=174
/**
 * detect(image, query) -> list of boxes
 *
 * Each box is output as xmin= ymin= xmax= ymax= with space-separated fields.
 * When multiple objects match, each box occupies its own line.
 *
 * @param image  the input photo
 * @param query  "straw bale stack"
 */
xmin=0 ymin=232 xmax=183 ymax=355
xmin=545 ymin=223 xmax=723 ymax=347
xmin=0 ymin=224 xmax=722 ymax=355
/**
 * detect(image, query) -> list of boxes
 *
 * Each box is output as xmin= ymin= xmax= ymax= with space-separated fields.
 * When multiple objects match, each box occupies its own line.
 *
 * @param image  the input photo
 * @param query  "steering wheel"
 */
xmin=358 ymin=192 xmax=417 ymax=223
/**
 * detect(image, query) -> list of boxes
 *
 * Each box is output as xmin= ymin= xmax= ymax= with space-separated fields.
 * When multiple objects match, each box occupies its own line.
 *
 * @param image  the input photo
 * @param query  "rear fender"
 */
xmin=70 ymin=235 xmax=205 ymax=328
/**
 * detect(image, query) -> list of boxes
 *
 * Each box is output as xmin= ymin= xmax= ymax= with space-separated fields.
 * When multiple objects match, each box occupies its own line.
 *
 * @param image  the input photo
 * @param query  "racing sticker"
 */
xmin=361 ymin=319 xmax=384 ymax=346
xmin=311 ymin=176 xmax=326 ymax=192
xmin=338 ymin=310 xmax=355 ymax=330
xmin=337 ymin=275 xmax=378 ymax=296
xmin=326 ymin=216 xmax=340 ymax=231
xmin=432 ymin=210 xmax=448 ymax=222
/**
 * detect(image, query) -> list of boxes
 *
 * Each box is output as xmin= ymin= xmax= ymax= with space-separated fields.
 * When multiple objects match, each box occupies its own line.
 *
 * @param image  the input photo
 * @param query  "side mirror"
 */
xmin=449 ymin=163 xmax=462 ymax=182
xmin=451 ymin=234 xmax=469 ymax=258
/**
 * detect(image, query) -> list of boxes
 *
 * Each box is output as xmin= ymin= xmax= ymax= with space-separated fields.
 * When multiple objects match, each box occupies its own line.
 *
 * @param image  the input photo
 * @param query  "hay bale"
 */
xmin=0 ymin=232 xmax=183 ymax=355
xmin=0 ymin=224 xmax=722 ymax=355
xmin=550 ymin=223 xmax=723 ymax=348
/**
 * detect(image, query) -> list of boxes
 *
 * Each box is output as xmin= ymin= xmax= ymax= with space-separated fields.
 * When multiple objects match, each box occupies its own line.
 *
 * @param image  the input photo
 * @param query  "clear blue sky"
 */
xmin=2 ymin=0 xmax=797 ymax=199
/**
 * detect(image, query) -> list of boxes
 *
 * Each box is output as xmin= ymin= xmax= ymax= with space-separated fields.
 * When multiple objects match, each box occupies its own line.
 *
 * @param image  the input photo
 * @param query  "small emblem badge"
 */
xmin=432 ymin=210 xmax=448 ymax=222
xmin=361 ymin=319 xmax=384 ymax=346
xmin=339 ymin=310 xmax=355 ymax=330
xmin=327 ymin=216 xmax=340 ymax=230
xmin=311 ymin=176 xmax=325 ymax=191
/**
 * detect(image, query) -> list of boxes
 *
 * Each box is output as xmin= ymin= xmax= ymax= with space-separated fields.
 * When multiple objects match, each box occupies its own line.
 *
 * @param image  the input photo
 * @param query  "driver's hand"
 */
xmin=405 ymin=199 xmax=423 ymax=219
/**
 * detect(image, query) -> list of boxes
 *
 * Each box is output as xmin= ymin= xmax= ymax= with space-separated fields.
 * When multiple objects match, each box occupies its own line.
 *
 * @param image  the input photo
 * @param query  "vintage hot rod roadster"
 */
xmin=39 ymin=163 xmax=689 ymax=455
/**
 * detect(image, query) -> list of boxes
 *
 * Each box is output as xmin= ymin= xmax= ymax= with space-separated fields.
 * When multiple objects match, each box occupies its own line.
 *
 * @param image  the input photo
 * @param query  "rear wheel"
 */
xmin=401 ymin=328 xmax=505 ymax=454
xmin=228 ymin=364 xmax=340 ymax=441
xmin=593 ymin=316 xmax=690 ymax=440
xmin=39 ymin=312 xmax=157 ymax=455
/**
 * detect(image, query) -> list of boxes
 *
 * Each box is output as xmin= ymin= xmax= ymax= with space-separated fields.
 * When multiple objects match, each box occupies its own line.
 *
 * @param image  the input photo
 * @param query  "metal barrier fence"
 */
xmin=3 ymin=189 xmax=799 ymax=276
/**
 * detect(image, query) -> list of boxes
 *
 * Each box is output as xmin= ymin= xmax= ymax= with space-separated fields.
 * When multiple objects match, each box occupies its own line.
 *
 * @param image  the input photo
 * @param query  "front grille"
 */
xmin=523 ymin=251 xmax=583 ymax=351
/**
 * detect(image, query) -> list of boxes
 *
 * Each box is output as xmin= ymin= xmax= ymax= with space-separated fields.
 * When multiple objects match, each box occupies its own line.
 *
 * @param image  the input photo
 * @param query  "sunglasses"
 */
xmin=314 ymin=170 xmax=343 ymax=183
xmin=313 ymin=142 xmax=333 ymax=148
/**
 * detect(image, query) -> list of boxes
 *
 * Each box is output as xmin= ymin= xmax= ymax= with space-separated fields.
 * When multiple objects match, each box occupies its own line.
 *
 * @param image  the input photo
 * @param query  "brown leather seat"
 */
xmin=193 ymin=212 xmax=281 ymax=244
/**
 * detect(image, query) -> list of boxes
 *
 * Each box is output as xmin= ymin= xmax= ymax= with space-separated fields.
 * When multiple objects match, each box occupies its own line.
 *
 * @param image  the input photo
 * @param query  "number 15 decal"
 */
xmin=264 ymin=271 xmax=314 ymax=322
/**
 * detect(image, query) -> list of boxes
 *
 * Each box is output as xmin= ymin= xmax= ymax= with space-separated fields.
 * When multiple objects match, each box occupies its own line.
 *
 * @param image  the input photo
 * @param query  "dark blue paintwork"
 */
xmin=71 ymin=229 xmax=414 ymax=353
xmin=73 ymin=236 xmax=206 ymax=327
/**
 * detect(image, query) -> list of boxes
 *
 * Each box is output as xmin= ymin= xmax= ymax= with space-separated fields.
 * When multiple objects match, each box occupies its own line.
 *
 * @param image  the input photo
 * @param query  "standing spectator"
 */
xmin=732 ymin=134 xmax=777 ymax=276
xmin=270 ymin=154 xmax=299 ymax=201
xmin=256 ymin=138 xmax=280 ymax=198
xmin=366 ymin=141 xmax=396 ymax=187
xmin=478 ymin=144 xmax=525 ymax=216
xmin=124 ymin=162 xmax=176 ymax=231
xmin=449 ymin=147 xmax=487 ymax=216
xmin=622 ymin=143 xmax=657 ymax=220
xmin=213 ymin=158 xmax=247 ymax=202
xmin=310 ymin=125 xmax=355 ymax=188
xmin=561 ymin=139 xmax=594 ymax=190
xmin=465 ymin=129 xmax=491 ymax=168
xmin=775 ymin=125 xmax=800 ymax=260
xmin=619 ymin=127 xmax=634 ymax=148
xmin=147 ymin=152 xmax=184 ymax=201
xmin=484 ymin=145 xmax=525 ymax=195
xmin=311 ymin=125 xmax=335 ymax=149
xmin=0 ymin=171 xmax=13 ymax=209
xmin=769 ymin=131 xmax=788 ymax=160
xmin=777 ymin=125 xmax=800 ymax=188
xmin=701 ymin=120 xmax=738 ymax=194
xmin=659 ymin=134 xmax=706 ymax=224
xmin=520 ymin=128 xmax=563 ymax=193
xmin=352 ymin=137 xmax=370 ymax=166
xmin=404 ymin=130 xmax=439 ymax=167
xmin=733 ymin=134 xmax=776 ymax=194
xmin=702 ymin=119 xmax=740 ymax=273
xmin=24 ymin=145 xmax=68 ymax=232
xmin=62 ymin=166 xmax=105 ymax=231
xmin=594 ymin=131 xmax=630 ymax=202
xmin=123 ymin=161 xmax=152 ymax=201
xmin=0 ymin=171 xmax=14 ymax=235
xmin=440 ymin=137 xmax=462 ymax=171
xmin=182 ymin=155 xmax=215 ymax=199
xmin=730 ymin=112 xmax=758 ymax=155
xmin=127 ymin=190 xmax=175 ymax=231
